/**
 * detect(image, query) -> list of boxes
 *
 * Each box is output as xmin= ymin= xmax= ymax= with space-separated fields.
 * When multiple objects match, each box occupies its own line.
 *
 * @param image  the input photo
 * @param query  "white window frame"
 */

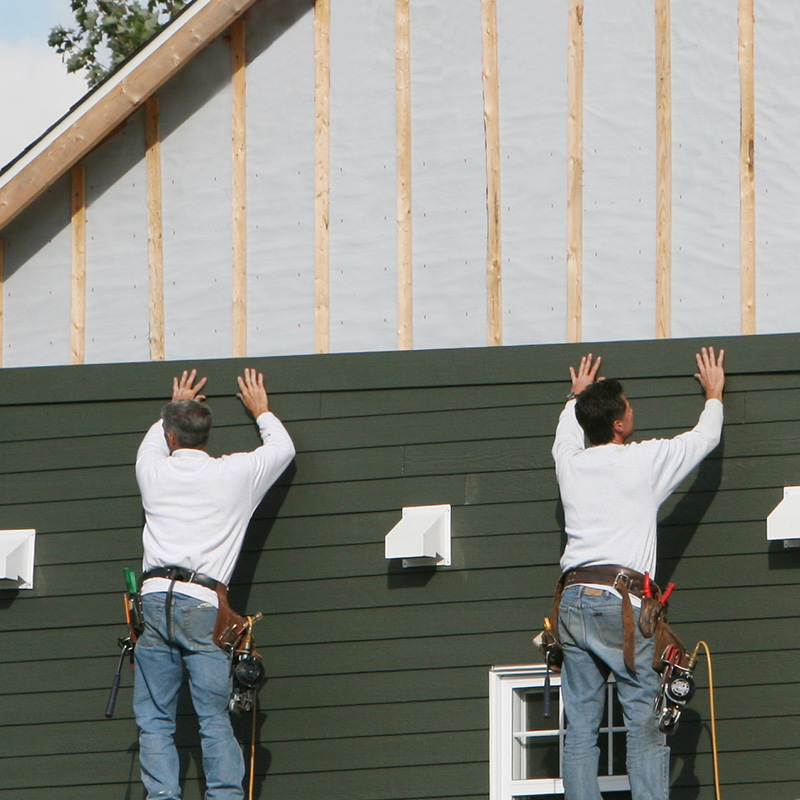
xmin=489 ymin=664 xmax=630 ymax=799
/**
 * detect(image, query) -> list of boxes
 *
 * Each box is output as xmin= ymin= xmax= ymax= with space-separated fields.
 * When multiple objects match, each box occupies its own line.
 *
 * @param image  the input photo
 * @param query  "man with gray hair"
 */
xmin=133 ymin=367 xmax=295 ymax=800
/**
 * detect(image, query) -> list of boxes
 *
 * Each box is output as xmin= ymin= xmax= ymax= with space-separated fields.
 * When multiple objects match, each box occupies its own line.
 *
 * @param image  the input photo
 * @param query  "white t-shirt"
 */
xmin=552 ymin=398 xmax=723 ymax=581
xmin=135 ymin=411 xmax=296 ymax=606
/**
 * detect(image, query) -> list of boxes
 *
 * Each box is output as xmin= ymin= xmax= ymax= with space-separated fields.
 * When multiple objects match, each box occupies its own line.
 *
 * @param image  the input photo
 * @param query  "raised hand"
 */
xmin=694 ymin=346 xmax=725 ymax=401
xmin=172 ymin=369 xmax=207 ymax=402
xmin=569 ymin=353 xmax=602 ymax=396
xmin=237 ymin=368 xmax=270 ymax=418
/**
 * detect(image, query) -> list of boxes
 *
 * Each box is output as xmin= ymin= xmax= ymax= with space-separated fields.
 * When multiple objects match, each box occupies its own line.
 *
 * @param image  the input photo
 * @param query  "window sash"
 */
xmin=490 ymin=664 xmax=630 ymax=799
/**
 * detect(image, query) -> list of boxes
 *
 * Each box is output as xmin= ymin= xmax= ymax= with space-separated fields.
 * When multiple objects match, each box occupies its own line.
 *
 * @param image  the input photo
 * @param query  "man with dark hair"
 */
xmin=551 ymin=347 xmax=724 ymax=800
xmin=134 ymin=367 xmax=295 ymax=800
xmin=573 ymin=378 xmax=627 ymax=446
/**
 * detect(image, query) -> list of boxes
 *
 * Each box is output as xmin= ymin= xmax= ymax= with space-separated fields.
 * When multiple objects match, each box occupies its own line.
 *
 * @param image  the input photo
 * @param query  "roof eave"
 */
xmin=0 ymin=0 xmax=258 ymax=233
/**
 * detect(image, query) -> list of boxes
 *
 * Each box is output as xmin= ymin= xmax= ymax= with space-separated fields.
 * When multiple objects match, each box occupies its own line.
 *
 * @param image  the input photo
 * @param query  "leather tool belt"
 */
xmin=141 ymin=566 xmax=248 ymax=652
xmin=562 ymin=564 xmax=657 ymax=673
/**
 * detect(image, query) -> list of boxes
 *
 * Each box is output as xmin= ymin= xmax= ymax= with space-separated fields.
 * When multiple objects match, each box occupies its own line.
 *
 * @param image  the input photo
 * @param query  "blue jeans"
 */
xmin=558 ymin=585 xmax=669 ymax=800
xmin=134 ymin=592 xmax=244 ymax=800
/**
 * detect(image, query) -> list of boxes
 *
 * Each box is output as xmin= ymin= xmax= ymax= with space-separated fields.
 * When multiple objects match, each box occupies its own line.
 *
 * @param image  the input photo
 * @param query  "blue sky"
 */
xmin=0 ymin=0 xmax=87 ymax=167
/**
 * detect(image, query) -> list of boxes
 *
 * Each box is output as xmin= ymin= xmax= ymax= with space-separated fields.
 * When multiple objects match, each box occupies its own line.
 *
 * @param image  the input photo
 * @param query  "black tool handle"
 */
xmin=543 ymin=652 xmax=552 ymax=718
xmin=105 ymin=672 xmax=121 ymax=719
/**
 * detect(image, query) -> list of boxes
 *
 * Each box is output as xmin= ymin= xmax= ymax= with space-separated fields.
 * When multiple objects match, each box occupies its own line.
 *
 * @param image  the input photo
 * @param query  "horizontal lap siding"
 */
xmin=0 ymin=334 xmax=798 ymax=798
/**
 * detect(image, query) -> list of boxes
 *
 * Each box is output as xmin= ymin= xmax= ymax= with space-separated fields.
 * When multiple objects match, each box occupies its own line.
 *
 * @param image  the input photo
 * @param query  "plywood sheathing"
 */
xmin=567 ymin=0 xmax=584 ymax=343
xmin=396 ymin=0 xmax=412 ymax=351
xmin=232 ymin=17 xmax=247 ymax=357
xmin=70 ymin=165 xmax=86 ymax=365
xmin=0 ymin=0 xmax=260 ymax=233
xmin=482 ymin=0 xmax=502 ymax=347
xmin=145 ymin=97 xmax=165 ymax=361
xmin=655 ymin=0 xmax=672 ymax=339
xmin=314 ymin=0 xmax=331 ymax=355
xmin=739 ymin=0 xmax=755 ymax=334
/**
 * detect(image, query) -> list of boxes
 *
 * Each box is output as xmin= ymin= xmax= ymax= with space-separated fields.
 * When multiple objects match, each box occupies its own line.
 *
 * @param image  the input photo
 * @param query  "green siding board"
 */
xmin=718 ymin=782 xmax=800 ymax=800
xmin=250 ymin=473 xmax=470 ymax=518
xmin=320 ymin=382 xmax=549 ymax=418
xmin=261 ymin=665 xmax=488 ymax=709
xmin=244 ymin=696 xmax=488 ymax=741
xmin=404 ymin=437 xmax=541 ymax=475
xmin=0 ymin=495 xmax=143 ymax=534
xmin=247 ymin=762 xmax=488 ymax=800
xmin=34 ymin=527 xmax=141 ymax=565
xmin=0 ymin=335 xmax=797 ymax=797
xmin=246 ymin=728 xmax=487 ymax=774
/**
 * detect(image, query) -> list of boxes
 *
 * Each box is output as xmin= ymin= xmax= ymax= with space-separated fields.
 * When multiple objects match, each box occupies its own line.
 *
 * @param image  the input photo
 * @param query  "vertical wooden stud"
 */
xmin=655 ymin=0 xmax=672 ymax=339
xmin=146 ymin=96 xmax=165 ymax=361
xmin=567 ymin=0 xmax=584 ymax=343
xmin=314 ymin=0 xmax=331 ymax=354
xmin=482 ymin=0 xmax=502 ymax=347
xmin=70 ymin=164 xmax=86 ymax=365
xmin=396 ymin=0 xmax=413 ymax=350
xmin=739 ymin=0 xmax=756 ymax=334
xmin=232 ymin=17 xmax=247 ymax=358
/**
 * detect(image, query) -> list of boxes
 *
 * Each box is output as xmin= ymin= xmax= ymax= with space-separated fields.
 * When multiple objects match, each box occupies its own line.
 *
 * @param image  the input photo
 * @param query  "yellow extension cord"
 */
xmin=248 ymin=695 xmax=257 ymax=800
xmin=689 ymin=641 xmax=721 ymax=800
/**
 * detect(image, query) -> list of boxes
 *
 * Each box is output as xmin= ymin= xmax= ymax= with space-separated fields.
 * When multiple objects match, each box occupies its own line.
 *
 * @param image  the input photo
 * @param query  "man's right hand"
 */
xmin=694 ymin=346 xmax=725 ymax=401
xmin=237 ymin=368 xmax=270 ymax=419
xmin=172 ymin=369 xmax=207 ymax=402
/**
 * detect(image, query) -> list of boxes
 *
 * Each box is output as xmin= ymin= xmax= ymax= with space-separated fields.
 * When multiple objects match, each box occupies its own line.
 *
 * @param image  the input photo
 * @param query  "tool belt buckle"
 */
xmin=612 ymin=571 xmax=630 ymax=591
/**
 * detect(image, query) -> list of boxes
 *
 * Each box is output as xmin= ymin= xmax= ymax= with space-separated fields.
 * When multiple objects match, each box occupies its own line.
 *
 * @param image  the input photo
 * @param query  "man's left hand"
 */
xmin=569 ymin=353 xmax=602 ymax=396
xmin=172 ymin=369 xmax=208 ymax=402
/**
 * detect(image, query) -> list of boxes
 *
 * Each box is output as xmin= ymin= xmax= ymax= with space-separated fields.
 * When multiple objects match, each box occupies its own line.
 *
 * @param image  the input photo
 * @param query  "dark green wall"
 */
xmin=0 ymin=334 xmax=798 ymax=799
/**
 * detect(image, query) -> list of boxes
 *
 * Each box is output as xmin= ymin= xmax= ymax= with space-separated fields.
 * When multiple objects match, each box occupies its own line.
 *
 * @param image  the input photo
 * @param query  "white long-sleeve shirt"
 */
xmin=135 ymin=411 xmax=296 ymax=605
xmin=552 ymin=398 xmax=723 ymax=579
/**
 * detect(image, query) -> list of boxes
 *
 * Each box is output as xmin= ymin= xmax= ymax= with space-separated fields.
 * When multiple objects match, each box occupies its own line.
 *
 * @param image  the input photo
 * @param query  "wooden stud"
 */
xmin=739 ymin=0 xmax=756 ymax=335
xmin=70 ymin=165 xmax=86 ymax=365
xmin=655 ymin=0 xmax=672 ymax=339
xmin=232 ymin=17 xmax=247 ymax=358
xmin=314 ymin=0 xmax=331 ymax=355
xmin=567 ymin=0 xmax=584 ymax=343
xmin=396 ymin=0 xmax=413 ymax=351
xmin=145 ymin=96 xmax=165 ymax=362
xmin=482 ymin=0 xmax=502 ymax=347
xmin=0 ymin=0 xmax=262 ymax=232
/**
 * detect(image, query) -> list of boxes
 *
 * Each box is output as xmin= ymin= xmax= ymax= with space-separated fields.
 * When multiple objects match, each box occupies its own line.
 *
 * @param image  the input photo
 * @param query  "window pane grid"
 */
xmin=491 ymin=665 xmax=630 ymax=798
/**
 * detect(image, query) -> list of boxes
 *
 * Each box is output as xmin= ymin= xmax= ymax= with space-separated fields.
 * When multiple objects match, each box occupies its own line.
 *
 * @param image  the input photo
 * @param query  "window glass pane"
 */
xmin=598 ymin=728 xmax=611 ymax=776
xmin=519 ymin=686 xmax=560 ymax=731
xmin=512 ymin=737 xmax=561 ymax=781
xmin=512 ymin=796 xmax=562 ymax=800
xmin=611 ymin=686 xmax=625 ymax=727
xmin=612 ymin=731 xmax=627 ymax=775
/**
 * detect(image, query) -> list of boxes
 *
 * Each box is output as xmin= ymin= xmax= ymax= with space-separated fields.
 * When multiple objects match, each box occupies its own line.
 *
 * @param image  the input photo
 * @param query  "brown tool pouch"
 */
xmin=533 ymin=574 xmax=566 ymax=671
xmin=213 ymin=585 xmax=251 ymax=653
xmin=638 ymin=595 xmax=662 ymax=638
xmin=543 ymin=566 xmax=688 ymax=675
xmin=125 ymin=591 xmax=145 ymax=642
xmin=638 ymin=593 xmax=689 ymax=671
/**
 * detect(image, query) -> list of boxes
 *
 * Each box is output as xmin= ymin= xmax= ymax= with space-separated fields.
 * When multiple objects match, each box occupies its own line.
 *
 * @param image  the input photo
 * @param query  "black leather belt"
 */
xmin=141 ymin=566 xmax=220 ymax=591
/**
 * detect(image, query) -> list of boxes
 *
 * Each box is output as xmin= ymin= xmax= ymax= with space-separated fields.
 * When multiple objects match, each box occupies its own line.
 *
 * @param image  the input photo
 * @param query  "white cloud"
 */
xmin=0 ymin=39 xmax=86 ymax=169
